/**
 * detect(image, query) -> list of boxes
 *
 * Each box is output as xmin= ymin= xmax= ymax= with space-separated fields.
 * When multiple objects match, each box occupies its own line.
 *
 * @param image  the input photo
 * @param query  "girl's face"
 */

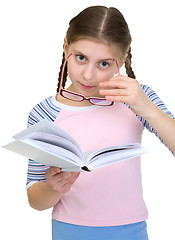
xmin=64 ymin=39 xmax=124 ymax=99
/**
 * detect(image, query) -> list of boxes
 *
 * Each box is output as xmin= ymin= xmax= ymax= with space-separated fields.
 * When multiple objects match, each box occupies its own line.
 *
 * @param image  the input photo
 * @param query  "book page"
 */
xmin=84 ymin=143 xmax=140 ymax=164
xmin=87 ymin=147 xmax=147 ymax=170
xmin=3 ymin=138 xmax=83 ymax=168
xmin=13 ymin=120 xmax=81 ymax=151
xmin=23 ymin=132 xmax=83 ymax=159
xmin=22 ymin=138 xmax=83 ymax=165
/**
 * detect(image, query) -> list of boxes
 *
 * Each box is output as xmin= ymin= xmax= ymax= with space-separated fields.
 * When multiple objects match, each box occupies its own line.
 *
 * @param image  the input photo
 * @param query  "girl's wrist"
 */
xmin=140 ymin=99 xmax=158 ymax=121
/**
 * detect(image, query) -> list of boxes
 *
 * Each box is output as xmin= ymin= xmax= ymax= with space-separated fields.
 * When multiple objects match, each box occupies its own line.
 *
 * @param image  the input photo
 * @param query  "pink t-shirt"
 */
xmin=52 ymin=101 xmax=148 ymax=226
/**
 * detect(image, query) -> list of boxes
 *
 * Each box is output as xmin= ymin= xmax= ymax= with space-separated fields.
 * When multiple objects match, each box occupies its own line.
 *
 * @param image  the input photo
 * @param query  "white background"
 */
xmin=0 ymin=0 xmax=175 ymax=239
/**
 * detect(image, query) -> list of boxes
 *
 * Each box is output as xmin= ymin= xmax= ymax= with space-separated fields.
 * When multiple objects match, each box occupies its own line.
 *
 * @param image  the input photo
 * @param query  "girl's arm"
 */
xmin=27 ymin=167 xmax=80 ymax=210
xmin=141 ymin=99 xmax=175 ymax=153
xmin=99 ymin=75 xmax=175 ymax=154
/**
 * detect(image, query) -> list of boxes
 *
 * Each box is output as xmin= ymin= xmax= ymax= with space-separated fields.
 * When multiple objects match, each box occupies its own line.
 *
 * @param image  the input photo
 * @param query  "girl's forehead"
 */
xmin=68 ymin=39 xmax=122 ymax=60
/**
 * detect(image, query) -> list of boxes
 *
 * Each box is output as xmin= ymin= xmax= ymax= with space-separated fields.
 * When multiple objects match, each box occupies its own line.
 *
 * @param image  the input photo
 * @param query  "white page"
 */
xmin=13 ymin=120 xmax=80 ymax=150
xmin=87 ymin=147 xmax=148 ymax=170
xmin=23 ymin=132 xmax=83 ymax=159
xmin=22 ymin=138 xmax=83 ymax=165
xmin=3 ymin=140 xmax=82 ymax=169
xmin=84 ymin=143 xmax=141 ymax=164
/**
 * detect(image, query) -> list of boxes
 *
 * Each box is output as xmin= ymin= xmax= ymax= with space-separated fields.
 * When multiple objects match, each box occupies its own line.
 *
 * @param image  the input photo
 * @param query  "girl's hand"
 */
xmin=99 ymin=74 xmax=154 ymax=118
xmin=45 ymin=167 xmax=80 ymax=193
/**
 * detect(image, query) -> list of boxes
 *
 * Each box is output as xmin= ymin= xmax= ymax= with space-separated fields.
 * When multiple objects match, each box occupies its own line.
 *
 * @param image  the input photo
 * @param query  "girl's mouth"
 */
xmin=80 ymin=83 xmax=94 ymax=90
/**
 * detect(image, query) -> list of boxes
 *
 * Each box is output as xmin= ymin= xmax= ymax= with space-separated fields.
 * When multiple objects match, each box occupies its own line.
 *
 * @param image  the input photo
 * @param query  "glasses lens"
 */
xmin=61 ymin=90 xmax=84 ymax=102
xmin=90 ymin=98 xmax=113 ymax=106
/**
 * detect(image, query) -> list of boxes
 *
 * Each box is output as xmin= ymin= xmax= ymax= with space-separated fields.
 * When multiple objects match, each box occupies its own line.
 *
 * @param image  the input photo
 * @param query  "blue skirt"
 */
xmin=52 ymin=219 xmax=149 ymax=240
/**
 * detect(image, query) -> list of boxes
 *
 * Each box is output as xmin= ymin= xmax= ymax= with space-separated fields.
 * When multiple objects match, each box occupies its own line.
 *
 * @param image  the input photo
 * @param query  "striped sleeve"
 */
xmin=26 ymin=96 xmax=61 ymax=189
xmin=139 ymin=85 xmax=175 ymax=146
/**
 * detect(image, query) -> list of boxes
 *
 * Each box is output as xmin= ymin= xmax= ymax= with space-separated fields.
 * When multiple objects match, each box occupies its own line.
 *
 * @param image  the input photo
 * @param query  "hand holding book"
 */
xmin=45 ymin=167 xmax=80 ymax=192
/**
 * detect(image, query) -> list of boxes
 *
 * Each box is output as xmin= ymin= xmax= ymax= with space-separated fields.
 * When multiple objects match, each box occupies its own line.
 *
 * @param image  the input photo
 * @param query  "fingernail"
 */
xmin=105 ymin=96 xmax=111 ymax=100
xmin=99 ymin=90 xmax=105 ymax=94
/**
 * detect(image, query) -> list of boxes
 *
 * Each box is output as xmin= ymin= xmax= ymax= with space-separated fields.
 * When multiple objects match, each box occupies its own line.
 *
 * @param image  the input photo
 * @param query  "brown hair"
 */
xmin=57 ymin=6 xmax=135 ymax=92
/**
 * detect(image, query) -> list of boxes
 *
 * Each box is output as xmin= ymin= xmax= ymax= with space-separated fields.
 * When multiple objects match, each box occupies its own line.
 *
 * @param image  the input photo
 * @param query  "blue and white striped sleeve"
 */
xmin=26 ymin=96 xmax=61 ymax=190
xmin=27 ymin=108 xmax=49 ymax=189
xmin=139 ymin=84 xmax=175 ymax=146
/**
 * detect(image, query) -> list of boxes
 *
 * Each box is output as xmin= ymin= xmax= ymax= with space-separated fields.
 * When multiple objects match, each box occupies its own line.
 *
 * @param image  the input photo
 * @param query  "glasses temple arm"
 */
xmin=115 ymin=58 xmax=120 ymax=75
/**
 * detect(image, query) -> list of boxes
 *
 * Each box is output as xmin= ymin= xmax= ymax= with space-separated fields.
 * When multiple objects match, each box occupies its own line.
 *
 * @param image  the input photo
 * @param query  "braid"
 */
xmin=56 ymin=50 xmax=68 ymax=93
xmin=124 ymin=47 xmax=136 ymax=79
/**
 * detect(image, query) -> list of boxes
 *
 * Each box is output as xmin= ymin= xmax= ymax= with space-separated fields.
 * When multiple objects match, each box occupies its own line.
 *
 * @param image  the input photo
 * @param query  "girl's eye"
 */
xmin=99 ymin=61 xmax=110 ymax=68
xmin=76 ymin=55 xmax=86 ymax=62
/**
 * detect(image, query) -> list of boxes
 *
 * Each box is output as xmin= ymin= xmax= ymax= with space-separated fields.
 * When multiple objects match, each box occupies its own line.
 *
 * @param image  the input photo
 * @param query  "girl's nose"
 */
xmin=82 ymin=64 xmax=94 ymax=81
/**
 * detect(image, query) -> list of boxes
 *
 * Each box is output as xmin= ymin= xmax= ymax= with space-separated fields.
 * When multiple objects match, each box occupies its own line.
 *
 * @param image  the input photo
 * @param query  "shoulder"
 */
xmin=28 ymin=95 xmax=61 ymax=127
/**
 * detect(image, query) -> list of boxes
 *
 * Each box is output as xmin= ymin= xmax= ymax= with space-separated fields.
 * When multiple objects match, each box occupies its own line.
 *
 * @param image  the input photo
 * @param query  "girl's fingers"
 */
xmin=99 ymin=80 xmax=125 ymax=89
xmin=50 ymin=172 xmax=80 ymax=192
xmin=99 ymin=75 xmax=131 ymax=87
xmin=99 ymin=88 xmax=129 ymax=97
xmin=45 ymin=168 xmax=80 ymax=192
xmin=59 ymin=173 xmax=80 ymax=193
xmin=45 ymin=167 xmax=61 ymax=178
xmin=99 ymin=75 xmax=137 ymax=91
xmin=61 ymin=173 xmax=80 ymax=186
xmin=99 ymin=80 xmax=129 ymax=92
xmin=105 ymin=95 xmax=127 ymax=103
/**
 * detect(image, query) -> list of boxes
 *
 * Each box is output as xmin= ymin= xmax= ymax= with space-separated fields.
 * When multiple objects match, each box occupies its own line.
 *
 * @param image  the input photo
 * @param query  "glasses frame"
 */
xmin=58 ymin=52 xmax=120 ymax=106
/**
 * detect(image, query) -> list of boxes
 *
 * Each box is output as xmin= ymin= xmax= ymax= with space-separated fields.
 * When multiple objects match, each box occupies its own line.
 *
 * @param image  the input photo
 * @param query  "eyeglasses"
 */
xmin=58 ymin=52 xmax=120 ymax=106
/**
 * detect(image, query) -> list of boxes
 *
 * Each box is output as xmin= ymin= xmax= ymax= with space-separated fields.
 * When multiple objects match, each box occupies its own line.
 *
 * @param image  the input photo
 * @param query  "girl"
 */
xmin=27 ymin=6 xmax=175 ymax=240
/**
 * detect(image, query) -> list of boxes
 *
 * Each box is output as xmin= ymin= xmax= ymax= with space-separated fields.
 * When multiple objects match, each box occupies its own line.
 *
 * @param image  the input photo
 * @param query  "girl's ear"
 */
xmin=63 ymin=36 xmax=68 ymax=57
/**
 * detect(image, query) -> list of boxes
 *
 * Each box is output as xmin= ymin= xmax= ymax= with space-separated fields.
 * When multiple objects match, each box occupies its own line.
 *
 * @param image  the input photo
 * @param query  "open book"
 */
xmin=3 ymin=120 xmax=148 ymax=172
